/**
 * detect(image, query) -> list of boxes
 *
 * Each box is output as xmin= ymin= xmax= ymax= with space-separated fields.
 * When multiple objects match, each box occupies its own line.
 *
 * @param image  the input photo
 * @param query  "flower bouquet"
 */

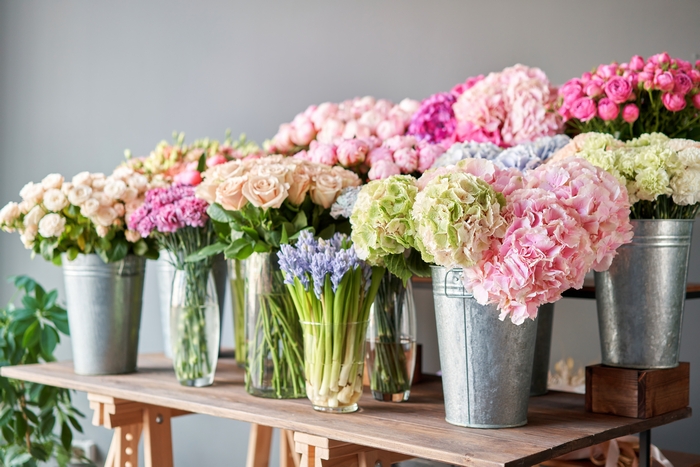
xmin=129 ymin=184 xmax=220 ymax=386
xmin=557 ymin=53 xmax=700 ymax=141
xmin=278 ymin=231 xmax=383 ymax=412
xmin=193 ymin=155 xmax=361 ymax=398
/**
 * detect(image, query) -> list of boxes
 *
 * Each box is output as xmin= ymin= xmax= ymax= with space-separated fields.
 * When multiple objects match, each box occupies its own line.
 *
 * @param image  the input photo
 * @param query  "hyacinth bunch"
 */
xmin=432 ymin=135 xmax=571 ymax=172
xmin=558 ymin=53 xmax=700 ymax=141
xmin=0 ymin=171 xmax=157 ymax=264
xmin=550 ymin=132 xmax=700 ymax=219
xmin=267 ymin=96 xmax=420 ymax=154
xmin=279 ymin=231 xmax=383 ymax=411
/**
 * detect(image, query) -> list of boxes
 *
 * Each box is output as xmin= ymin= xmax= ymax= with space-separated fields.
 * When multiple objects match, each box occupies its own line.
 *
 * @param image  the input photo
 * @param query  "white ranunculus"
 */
xmin=80 ymin=198 xmax=100 ymax=217
xmin=670 ymin=169 xmax=700 ymax=206
xmin=41 ymin=173 xmax=64 ymax=190
xmin=95 ymin=206 xmax=117 ymax=227
xmin=19 ymin=182 xmax=45 ymax=204
xmin=43 ymin=189 xmax=69 ymax=212
xmin=72 ymin=171 xmax=92 ymax=186
xmin=0 ymin=202 xmax=21 ymax=226
xmin=38 ymin=213 xmax=66 ymax=238
xmin=68 ymin=185 xmax=92 ymax=205
xmin=104 ymin=179 xmax=127 ymax=200
xmin=20 ymin=225 xmax=38 ymax=249
xmin=24 ymin=205 xmax=46 ymax=227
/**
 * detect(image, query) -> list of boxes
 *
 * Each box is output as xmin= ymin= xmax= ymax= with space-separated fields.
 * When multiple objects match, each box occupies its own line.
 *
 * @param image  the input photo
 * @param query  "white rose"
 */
xmin=91 ymin=178 xmax=107 ymax=190
xmin=20 ymin=225 xmax=38 ymax=249
xmin=120 ymin=187 xmax=138 ymax=203
xmin=68 ymin=185 xmax=93 ymax=205
xmin=41 ymin=173 xmax=64 ymax=190
xmin=24 ymin=205 xmax=46 ymax=227
xmin=91 ymin=192 xmax=113 ymax=207
xmin=81 ymin=198 xmax=100 ymax=217
xmin=111 ymin=166 xmax=134 ymax=180
xmin=43 ymin=189 xmax=69 ymax=212
xmin=61 ymin=182 xmax=73 ymax=195
xmin=18 ymin=200 xmax=32 ymax=214
xmin=95 ymin=206 xmax=117 ymax=227
xmin=104 ymin=179 xmax=127 ymax=200
xmin=128 ymin=174 xmax=149 ymax=192
xmin=0 ymin=202 xmax=21 ymax=226
xmin=38 ymin=213 xmax=66 ymax=238
xmin=72 ymin=171 xmax=92 ymax=186
xmin=96 ymin=225 xmax=110 ymax=238
xmin=125 ymin=229 xmax=141 ymax=243
xmin=19 ymin=182 xmax=44 ymax=204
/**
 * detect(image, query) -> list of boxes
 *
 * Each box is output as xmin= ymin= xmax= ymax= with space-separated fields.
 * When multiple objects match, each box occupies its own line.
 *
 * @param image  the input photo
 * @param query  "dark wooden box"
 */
xmin=585 ymin=363 xmax=690 ymax=418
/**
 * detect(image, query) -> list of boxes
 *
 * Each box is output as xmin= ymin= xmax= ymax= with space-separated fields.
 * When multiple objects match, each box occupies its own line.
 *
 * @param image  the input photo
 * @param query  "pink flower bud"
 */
xmin=206 ymin=155 xmax=227 ymax=167
xmin=693 ymin=93 xmax=700 ymax=109
xmin=622 ymin=103 xmax=640 ymax=123
xmin=174 ymin=170 xmax=202 ymax=186
xmin=342 ymin=120 xmax=371 ymax=139
xmin=584 ymin=81 xmax=603 ymax=98
xmin=654 ymin=72 xmax=675 ymax=92
xmin=662 ymin=92 xmax=687 ymax=112
xmin=581 ymin=72 xmax=593 ymax=83
xmin=376 ymin=118 xmax=405 ymax=140
xmin=597 ymin=64 xmax=618 ymax=79
xmin=366 ymin=147 xmax=393 ymax=166
xmin=597 ymin=98 xmax=620 ymax=121
xmin=569 ymin=97 xmax=597 ymax=122
xmin=652 ymin=52 xmax=671 ymax=66
xmin=690 ymin=70 xmax=700 ymax=85
xmin=336 ymin=139 xmax=370 ymax=167
xmin=273 ymin=124 xmax=294 ymax=152
xmin=560 ymin=79 xmax=584 ymax=103
xmin=629 ymin=55 xmax=645 ymax=72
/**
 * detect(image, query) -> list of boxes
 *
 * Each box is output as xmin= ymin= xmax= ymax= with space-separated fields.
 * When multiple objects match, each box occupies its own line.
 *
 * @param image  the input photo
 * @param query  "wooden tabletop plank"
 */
xmin=1 ymin=355 xmax=691 ymax=467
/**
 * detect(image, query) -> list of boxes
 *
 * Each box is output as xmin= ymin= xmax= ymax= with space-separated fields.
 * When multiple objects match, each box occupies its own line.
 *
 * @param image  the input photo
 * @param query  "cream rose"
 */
xmin=24 ymin=205 xmax=46 ymax=227
xmin=96 ymin=225 xmax=110 ymax=238
xmin=114 ymin=203 xmax=125 ymax=217
xmin=68 ymin=185 xmax=92 ymax=205
xmin=18 ymin=200 xmax=32 ymax=214
xmin=92 ymin=192 xmax=113 ymax=207
xmin=43 ymin=189 xmax=69 ymax=212
xmin=41 ymin=173 xmax=64 ymax=190
xmin=20 ymin=225 xmax=38 ymax=249
xmin=95 ymin=206 xmax=117 ymax=227
xmin=125 ymin=199 xmax=142 ymax=217
xmin=104 ymin=179 xmax=127 ymax=200
xmin=286 ymin=171 xmax=311 ymax=206
xmin=331 ymin=166 xmax=362 ymax=188
xmin=0 ymin=202 xmax=21 ymax=226
xmin=310 ymin=172 xmax=343 ymax=209
xmin=242 ymin=174 xmax=289 ymax=209
xmin=81 ymin=198 xmax=100 ymax=217
xmin=19 ymin=182 xmax=44 ymax=204
xmin=253 ymin=163 xmax=290 ymax=183
xmin=195 ymin=179 xmax=219 ymax=204
xmin=91 ymin=178 xmax=107 ymax=191
xmin=216 ymin=176 xmax=249 ymax=211
xmin=72 ymin=171 xmax=93 ymax=186
xmin=61 ymin=182 xmax=73 ymax=195
xmin=38 ymin=213 xmax=66 ymax=238
xmin=112 ymin=166 xmax=134 ymax=180
xmin=128 ymin=174 xmax=149 ymax=192
xmin=125 ymin=229 xmax=141 ymax=243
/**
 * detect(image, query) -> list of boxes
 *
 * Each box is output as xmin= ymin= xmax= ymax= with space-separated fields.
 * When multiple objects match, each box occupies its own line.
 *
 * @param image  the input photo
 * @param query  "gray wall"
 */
xmin=1 ymin=1 xmax=699 ymax=464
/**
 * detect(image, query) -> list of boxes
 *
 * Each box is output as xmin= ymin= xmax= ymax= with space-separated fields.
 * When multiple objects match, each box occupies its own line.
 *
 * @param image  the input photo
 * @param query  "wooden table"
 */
xmin=1 ymin=354 xmax=691 ymax=467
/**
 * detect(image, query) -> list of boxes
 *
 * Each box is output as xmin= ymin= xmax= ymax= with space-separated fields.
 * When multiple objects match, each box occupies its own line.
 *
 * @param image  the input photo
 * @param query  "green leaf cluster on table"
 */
xmin=189 ymin=197 xmax=350 ymax=262
xmin=0 ymin=276 xmax=91 ymax=467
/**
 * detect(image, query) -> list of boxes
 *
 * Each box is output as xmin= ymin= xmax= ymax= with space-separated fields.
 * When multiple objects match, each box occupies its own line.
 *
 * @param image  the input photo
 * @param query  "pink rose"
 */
xmin=629 ymin=55 xmax=645 ymax=72
xmin=622 ymin=103 xmax=640 ymax=123
xmin=651 ymin=52 xmax=671 ymax=66
xmin=376 ymin=118 xmax=405 ymax=140
xmin=662 ymin=92 xmax=687 ymax=112
xmin=569 ymin=97 xmax=597 ymax=122
xmin=689 ymin=70 xmax=700 ymax=85
xmin=336 ymin=139 xmax=369 ymax=167
xmin=654 ymin=72 xmax=675 ymax=92
xmin=290 ymin=117 xmax=316 ymax=146
xmin=393 ymin=147 xmax=418 ymax=173
xmin=604 ymin=77 xmax=633 ymax=104
xmin=673 ymin=73 xmax=693 ymax=95
xmin=308 ymin=141 xmax=338 ymax=166
xmin=597 ymin=98 xmax=619 ymax=121
xmin=366 ymin=147 xmax=393 ymax=166
xmin=174 ymin=170 xmax=202 ymax=186
xmin=584 ymin=81 xmax=603 ymax=98
xmin=693 ymin=93 xmax=700 ymax=110
xmin=596 ymin=64 xmax=619 ymax=79
xmin=559 ymin=79 xmax=584 ymax=103
xmin=206 ymin=155 xmax=227 ymax=167
xmin=581 ymin=72 xmax=593 ymax=83
xmin=367 ymin=160 xmax=401 ymax=181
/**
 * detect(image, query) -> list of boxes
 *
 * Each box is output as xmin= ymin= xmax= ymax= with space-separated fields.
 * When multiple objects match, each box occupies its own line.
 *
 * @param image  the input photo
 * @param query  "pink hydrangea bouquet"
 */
xmin=557 ymin=53 xmax=700 ymax=141
xmin=0 ymin=171 xmax=158 ymax=264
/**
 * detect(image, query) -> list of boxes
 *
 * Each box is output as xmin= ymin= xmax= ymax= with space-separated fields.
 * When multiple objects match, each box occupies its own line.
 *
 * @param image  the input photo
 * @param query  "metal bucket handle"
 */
xmin=444 ymin=268 xmax=474 ymax=298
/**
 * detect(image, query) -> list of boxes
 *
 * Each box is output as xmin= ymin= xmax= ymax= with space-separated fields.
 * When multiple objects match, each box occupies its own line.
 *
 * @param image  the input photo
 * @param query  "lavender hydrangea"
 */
xmin=493 ymin=135 xmax=571 ymax=171
xmin=431 ymin=141 xmax=503 ymax=168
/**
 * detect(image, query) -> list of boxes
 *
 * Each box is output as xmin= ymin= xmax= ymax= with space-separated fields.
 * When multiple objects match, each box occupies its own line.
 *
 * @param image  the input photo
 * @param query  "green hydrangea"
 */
xmin=412 ymin=171 xmax=506 ymax=269
xmin=350 ymin=175 xmax=418 ymax=266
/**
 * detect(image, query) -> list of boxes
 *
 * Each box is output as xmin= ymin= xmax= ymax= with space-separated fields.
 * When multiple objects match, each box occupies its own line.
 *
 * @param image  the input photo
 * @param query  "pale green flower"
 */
xmin=626 ymin=132 xmax=669 ymax=148
xmin=635 ymin=167 xmax=671 ymax=201
xmin=412 ymin=171 xmax=506 ymax=268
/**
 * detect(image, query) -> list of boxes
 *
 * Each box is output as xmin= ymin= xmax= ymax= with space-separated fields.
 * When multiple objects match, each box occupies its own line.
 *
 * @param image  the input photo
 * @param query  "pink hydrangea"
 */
xmin=406 ymin=92 xmax=457 ymax=144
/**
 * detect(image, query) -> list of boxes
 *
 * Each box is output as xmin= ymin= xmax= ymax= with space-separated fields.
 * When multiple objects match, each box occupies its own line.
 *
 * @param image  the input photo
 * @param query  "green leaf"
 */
xmin=10 ymin=276 xmax=36 ymax=293
xmin=406 ymin=249 xmax=431 ymax=278
xmin=51 ymin=317 xmax=70 ymax=336
xmin=185 ymin=243 xmax=226 ymax=263
xmin=240 ymin=226 xmax=259 ymax=241
xmin=43 ymin=290 xmax=58 ymax=310
xmin=384 ymin=254 xmax=413 ymax=285
xmin=22 ymin=322 xmax=40 ymax=349
xmin=20 ymin=296 xmax=39 ymax=313
xmin=29 ymin=443 xmax=50 ymax=461
xmin=67 ymin=415 xmax=82 ymax=433
xmin=280 ymin=224 xmax=289 ymax=245
xmin=0 ymin=406 xmax=14 ymax=428
xmin=207 ymin=203 xmax=236 ymax=224
xmin=39 ymin=414 xmax=56 ymax=438
xmin=33 ymin=284 xmax=46 ymax=308
xmin=253 ymin=241 xmax=270 ymax=253
xmin=133 ymin=239 xmax=149 ymax=256
xmin=60 ymin=421 xmax=72 ymax=451
xmin=292 ymin=211 xmax=308 ymax=231
xmin=40 ymin=326 xmax=58 ymax=357
xmin=317 ymin=224 xmax=336 ymax=240
xmin=106 ymin=238 xmax=129 ymax=263
xmin=8 ymin=452 xmax=33 ymax=466
xmin=14 ymin=414 xmax=26 ymax=441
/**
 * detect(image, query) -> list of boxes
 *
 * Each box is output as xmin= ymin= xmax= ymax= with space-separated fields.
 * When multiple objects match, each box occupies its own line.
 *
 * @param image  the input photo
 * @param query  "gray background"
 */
xmin=1 ymin=1 xmax=699 ymax=464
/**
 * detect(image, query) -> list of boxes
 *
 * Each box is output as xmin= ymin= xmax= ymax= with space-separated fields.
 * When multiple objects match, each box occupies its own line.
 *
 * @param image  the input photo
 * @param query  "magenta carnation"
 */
xmin=127 ymin=184 xmax=209 ymax=237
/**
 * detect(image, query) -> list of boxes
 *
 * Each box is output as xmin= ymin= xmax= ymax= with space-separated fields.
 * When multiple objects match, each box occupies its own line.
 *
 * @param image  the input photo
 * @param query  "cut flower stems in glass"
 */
xmin=279 ymin=231 xmax=383 ymax=412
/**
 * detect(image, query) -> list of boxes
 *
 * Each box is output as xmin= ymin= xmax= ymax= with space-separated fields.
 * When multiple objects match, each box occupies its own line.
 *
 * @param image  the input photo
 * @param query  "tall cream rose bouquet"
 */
xmin=0 ymin=171 xmax=158 ymax=264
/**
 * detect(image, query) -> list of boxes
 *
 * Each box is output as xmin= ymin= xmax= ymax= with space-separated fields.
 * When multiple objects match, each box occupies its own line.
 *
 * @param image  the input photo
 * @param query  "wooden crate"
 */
xmin=585 ymin=363 xmax=690 ymax=418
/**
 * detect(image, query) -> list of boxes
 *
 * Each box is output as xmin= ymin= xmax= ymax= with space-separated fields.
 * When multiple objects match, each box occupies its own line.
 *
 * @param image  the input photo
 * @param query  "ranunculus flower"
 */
xmin=216 ymin=176 xmax=249 ymax=211
xmin=38 ymin=213 xmax=66 ymax=238
xmin=41 ymin=173 xmax=64 ymax=190
xmin=654 ymin=72 xmax=675 ymax=92
xmin=43 ymin=189 xmax=69 ymax=212
xmin=597 ymin=98 xmax=620 ymax=121
xmin=604 ymin=77 xmax=633 ymax=104
xmin=569 ymin=97 xmax=597 ymax=121
xmin=336 ymin=139 xmax=369 ymax=167
xmin=309 ymin=172 xmax=343 ymax=209
xmin=662 ymin=92 xmax=687 ymax=112
xmin=242 ymin=174 xmax=288 ymax=209
xmin=367 ymin=160 xmax=401 ymax=181
xmin=622 ymin=103 xmax=640 ymax=123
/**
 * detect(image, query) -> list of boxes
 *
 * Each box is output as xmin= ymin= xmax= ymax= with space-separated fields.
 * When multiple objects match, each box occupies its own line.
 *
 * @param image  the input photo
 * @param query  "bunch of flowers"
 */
xmin=452 ymin=65 xmax=562 ymax=147
xmin=558 ymin=53 xmax=700 ymax=141
xmin=293 ymin=135 xmax=446 ymax=181
xmin=279 ymin=231 xmax=383 ymax=411
xmin=550 ymin=132 xmax=700 ymax=218
xmin=432 ymin=135 xmax=571 ymax=171
xmin=0 ymin=172 xmax=157 ymax=264
xmin=267 ymin=97 xmax=420 ymax=154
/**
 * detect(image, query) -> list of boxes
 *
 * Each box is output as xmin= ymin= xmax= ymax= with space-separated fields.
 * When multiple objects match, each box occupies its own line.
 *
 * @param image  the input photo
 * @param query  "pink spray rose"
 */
xmin=662 ymin=92 xmax=687 ymax=112
xmin=584 ymin=81 xmax=604 ymax=98
xmin=560 ymin=80 xmax=584 ymax=103
xmin=569 ymin=97 xmax=597 ymax=121
xmin=629 ymin=55 xmax=645 ymax=72
xmin=654 ymin=72 xmax=675 ymax=92
xmin=673 ymin=74 xmax=694 ymax=95
xmin=597 ymin=98 xmax=620 ymax=121
xmin=604 ymin=77 xmax=634 ymax=104
xmin=336 ymin=139 xmax=370 ymax=167
xmin=622 ymin=103 xmax=640 ymax=123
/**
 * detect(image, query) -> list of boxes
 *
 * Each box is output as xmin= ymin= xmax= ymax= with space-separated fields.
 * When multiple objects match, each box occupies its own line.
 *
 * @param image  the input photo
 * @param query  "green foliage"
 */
xmin=0 ymin=276 xmax=90 ymax=466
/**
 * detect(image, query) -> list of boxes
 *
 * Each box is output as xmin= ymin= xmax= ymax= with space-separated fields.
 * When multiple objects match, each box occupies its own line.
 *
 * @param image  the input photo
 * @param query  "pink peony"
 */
xmin=569 ymin=97 xmax=597 ymax=121
xmin=366 ymin=147 xmax=394 ymax=166
xmin=393 ymin=147 xmax=418 ymax=173
xmin=308 ymin=141 xmax=338 ymax=166
xmin=604 ymin=77 xmax=634 ymax=104
xmin=342 ymin=120 xmax=371 ymax=140
xmin=597 ymin=98 xmax=620 ymax=121
xmin=336 ymin=139 xmax=369 ymax=167
xmin=662 ymin=92 xmax=687 ymax=112
xmin=622 ymin=103 xmax=640 ymax=123
xmin=367 ymin=160 xmax=401 ymax=180
xmin=376 ymin=118 xmax=405 ymax=140
xmin=272 ymin=124 xmax=294 ymax=153
xmin=290 ymin=117 xmax=316 ymax=146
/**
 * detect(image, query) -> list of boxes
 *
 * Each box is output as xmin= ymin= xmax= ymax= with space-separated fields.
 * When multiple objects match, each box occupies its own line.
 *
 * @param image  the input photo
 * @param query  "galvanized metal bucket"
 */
xmin=595 ymin=219 xmax=694 ymax=369
xmin=530 ymin=303 xmax=554 ymax=396
xmin=62 ymin=254 xmax=146 ymax=375
xmin=431 ymin=266 xmax=538 ymax=428
xmin=156 ymin=252 xmax=227 ymax=358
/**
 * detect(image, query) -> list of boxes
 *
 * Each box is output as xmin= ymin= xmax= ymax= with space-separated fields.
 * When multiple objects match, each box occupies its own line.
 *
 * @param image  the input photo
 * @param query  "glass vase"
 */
xmin=170 ymin=261 xmax=220 ymax=387
xmin=365 ymin=273 xmax=417 ymax=402
xmin=228 ymin=259 xmax=246 ymax=368
xmin=244 ymin=252 xmax=305 ymax=399
xmin=302 ymin=321 xmax=369 ymax=413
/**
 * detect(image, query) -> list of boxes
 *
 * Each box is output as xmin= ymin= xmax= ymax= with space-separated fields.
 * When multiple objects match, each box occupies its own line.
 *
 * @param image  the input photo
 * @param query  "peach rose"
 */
xmin=287 ymin=169 xmax=311 ymax=206
xmin=310 ymin=172 xmax=343 ymax=209
xmin=216 ymin=176 xmax=249 ymax=211
xmin=80 ymin=198 xmax=100 ymax=217
xmin=104 ymin=179 xmax=127 ymax=200
xmin=72 ymin=171 xmax=92 ymax=186
xmin=19 ymin=182 xmax=44 ymax=204
xmin=125 ymin=229 xmax=141 ymax=243
xmin=242 ymin=174 xmax=288 ymax=209
xmin=95 ymin=206 xmax=117 ymax=227
xmin=331 ymin=166 xmax=361 ymax=188
xmin=43 ymin=189 xmax=69 ymax=212
xmin=195 ymin=179 xmax=219 ymax=204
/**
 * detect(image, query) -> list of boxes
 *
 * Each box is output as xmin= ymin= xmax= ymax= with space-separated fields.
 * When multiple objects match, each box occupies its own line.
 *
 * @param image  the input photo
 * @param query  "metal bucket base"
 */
xmin=446 ymin=417 xmax=527 ymax=429
xmin=602 ymin=362 xmax=680 ymax=370
xmin=74 ymin=367 xmax=136 ymax=377
xmin=179 ymin=375 xmax=214 ymax=387
xmin=313 ymin=404 xmax=358 ymax=414
xmin=372 ymin=390 xmax=410 ymax=402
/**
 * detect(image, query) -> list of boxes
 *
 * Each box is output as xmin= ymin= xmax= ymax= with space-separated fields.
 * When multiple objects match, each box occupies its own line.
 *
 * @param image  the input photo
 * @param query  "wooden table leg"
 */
xmin=293 ymin=432 xmax=412 ymax=466
xmin=247 ymin=424 xmax=273 ymax=467
xmin=142 ymin=406 xmax=173 ymax=467
xmin=280 ymin=429 xmax=301 ymax=467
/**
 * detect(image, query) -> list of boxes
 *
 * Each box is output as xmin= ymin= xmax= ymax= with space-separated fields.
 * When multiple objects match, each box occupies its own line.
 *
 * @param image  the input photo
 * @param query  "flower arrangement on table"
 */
xmin=278 ymin=231 xmax=383 ymax=412
xmin=192 ymin=155 xmax=362 ymax=398
xmin=549 ymin=132 xmax=700 ymax=219
xmin=557 ymin=52 xmax=700 ymax=141
xmin=0 ymin=170 xmax=158 ymax=265
xmin=408 ymin=65 xmax=562 ymax=148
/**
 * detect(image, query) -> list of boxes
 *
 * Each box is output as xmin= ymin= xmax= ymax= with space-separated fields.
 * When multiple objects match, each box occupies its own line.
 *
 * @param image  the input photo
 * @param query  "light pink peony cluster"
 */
xmin=452 ymin=65 xmax=562 ymax=148
xmin=294 ymin=135 xmax=446 ymax=180
xmin=268 ymin=97 xmax=420 ymax=154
